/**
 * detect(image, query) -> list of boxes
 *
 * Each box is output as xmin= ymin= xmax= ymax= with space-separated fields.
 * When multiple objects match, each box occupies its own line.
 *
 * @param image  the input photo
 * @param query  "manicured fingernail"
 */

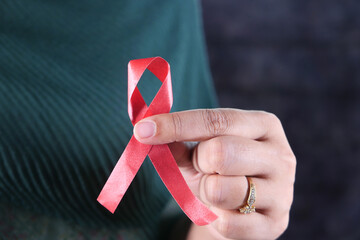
xmin=134 ymin=121 xmax=156 ymax=139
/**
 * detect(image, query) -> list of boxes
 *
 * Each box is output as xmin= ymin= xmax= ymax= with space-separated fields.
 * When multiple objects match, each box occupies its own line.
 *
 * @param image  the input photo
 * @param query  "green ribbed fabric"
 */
xmin=0 ymin=0 xmax=217 ymax=239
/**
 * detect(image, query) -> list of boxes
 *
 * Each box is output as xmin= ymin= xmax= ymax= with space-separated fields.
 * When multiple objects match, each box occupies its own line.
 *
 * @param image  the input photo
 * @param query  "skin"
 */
xmin=133 ymin=108 xmax=296 ymax=240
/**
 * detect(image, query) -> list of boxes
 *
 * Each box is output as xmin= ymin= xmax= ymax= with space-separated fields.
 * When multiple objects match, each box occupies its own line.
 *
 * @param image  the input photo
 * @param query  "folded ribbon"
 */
xmin=97 ymin=57 xmax=217 ymax=226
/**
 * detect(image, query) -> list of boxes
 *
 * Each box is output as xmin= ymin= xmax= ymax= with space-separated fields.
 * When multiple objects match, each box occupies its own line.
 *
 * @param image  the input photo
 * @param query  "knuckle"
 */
xmin=266 ymin=187 xmax=293 ymax=217
xmin=258 ymin=111 xmax=282 ymax=131
xmin=204 ymin=175 xmax=225 ymax=206
xmin=279 ymin=148 xmax=297 ymax=183
xmin=202 ymin=109 xmax=232 ymax=136
xmin=285 ymin=192 xmax=294 ymax=211
xmin=215 ymin=213 xmax=233 ymax=238
xmin=286 ymin=151 xmax=297 ymax=173
xmin=171 ymin=112 xmax=183 ymax=142
xmin=276 ymin=196 xmax=293 ymax=215
xmin=266 ymin=112 xmax=282 ymax=126
xmin=280 ymin=146 xmax=296 ymax=164
xmin=268 ymin=184 xmax=294 ymax=216
xmin=271 ymin=214 xmax=290 ymax=239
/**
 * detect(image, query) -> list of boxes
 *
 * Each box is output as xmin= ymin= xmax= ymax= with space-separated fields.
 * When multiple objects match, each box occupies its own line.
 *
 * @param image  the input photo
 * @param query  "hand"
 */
xmin=133 ymin=108 xmax=296 ymax=240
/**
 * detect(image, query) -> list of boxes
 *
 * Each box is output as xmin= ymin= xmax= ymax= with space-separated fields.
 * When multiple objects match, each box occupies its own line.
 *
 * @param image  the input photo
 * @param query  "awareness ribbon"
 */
xmin=97 ymin=57 xmax=217 ymax=225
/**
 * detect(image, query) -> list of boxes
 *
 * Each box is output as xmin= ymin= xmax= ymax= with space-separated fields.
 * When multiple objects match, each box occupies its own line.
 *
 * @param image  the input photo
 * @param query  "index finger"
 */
xmin=133 ymin=108 xmax=284 ymax=145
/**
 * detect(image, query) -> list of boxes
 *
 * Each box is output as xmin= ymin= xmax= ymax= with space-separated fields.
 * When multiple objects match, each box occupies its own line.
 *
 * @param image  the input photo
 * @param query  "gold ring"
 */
xmin=239 ymin=177 xmax=256 ymax=214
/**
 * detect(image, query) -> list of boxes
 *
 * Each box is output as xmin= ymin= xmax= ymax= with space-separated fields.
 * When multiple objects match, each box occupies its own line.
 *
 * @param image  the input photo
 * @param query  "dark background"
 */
xmin=201 ymin=1 xmax=360 ymax=239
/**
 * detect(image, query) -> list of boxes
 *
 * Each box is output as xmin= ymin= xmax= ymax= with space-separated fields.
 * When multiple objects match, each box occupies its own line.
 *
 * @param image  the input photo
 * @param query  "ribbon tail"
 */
xmin=97 ymin=136 xmax=151 ymax=213
xmin=148 ymin=145 xmax=218 ymax=226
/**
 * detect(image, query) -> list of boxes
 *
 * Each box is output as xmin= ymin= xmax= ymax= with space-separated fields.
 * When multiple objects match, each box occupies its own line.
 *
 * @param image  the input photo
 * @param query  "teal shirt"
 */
xmin=0 ymin=0 xmax=217 ymax=239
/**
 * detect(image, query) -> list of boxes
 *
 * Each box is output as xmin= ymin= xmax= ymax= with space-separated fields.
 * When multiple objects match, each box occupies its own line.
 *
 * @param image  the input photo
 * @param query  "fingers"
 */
xmin=199 ymin=175 xmax=272 ymax=211
xmin=197 ymin=174 xmax=293 ymax=216
xmin=133 ymin=109 xmax=285 ymax=144
xmin=208 ymin=208 xmax=289 ymax=240
xmin=132 ymin=108 xmax=295 ymax=239
xmin=193 ymin=136 xmax=277 ymax=177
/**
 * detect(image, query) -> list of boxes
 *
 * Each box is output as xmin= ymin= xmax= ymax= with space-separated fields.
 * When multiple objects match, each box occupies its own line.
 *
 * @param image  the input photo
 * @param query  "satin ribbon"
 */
xmin=97 ymin=57 xmax=217 ymax=226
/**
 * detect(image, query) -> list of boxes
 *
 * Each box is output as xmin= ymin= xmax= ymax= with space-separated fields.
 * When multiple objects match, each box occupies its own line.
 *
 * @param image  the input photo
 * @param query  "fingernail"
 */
xmin=134 ymin=120 xmax=156 ymax=139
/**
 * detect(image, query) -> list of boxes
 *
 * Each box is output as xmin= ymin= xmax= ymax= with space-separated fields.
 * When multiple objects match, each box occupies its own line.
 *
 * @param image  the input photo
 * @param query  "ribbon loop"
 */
xmin=128 ymin=57 xmax=172 ymax=124
xmin=97 ymin=57 xmax=217 ymax=225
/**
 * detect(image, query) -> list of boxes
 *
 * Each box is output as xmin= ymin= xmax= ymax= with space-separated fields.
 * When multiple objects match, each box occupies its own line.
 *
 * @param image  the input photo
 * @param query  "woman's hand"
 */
xmin=133 ymin=108 xmax=296 ymax=240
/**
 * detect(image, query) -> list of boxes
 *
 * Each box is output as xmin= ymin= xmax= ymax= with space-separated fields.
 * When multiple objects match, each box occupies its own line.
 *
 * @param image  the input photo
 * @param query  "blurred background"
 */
xmin=201 ymin=0 xmax=360 ymax=239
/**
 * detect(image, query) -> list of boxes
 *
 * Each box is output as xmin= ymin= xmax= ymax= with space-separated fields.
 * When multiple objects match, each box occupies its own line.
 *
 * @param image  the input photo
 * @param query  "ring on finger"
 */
xmin=239 ymin=177 xmax=256 ymax=214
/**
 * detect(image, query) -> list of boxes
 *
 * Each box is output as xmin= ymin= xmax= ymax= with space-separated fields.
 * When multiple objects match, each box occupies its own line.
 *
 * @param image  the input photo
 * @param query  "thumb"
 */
xmin=133 ymin=114 xmax=202 ymax=195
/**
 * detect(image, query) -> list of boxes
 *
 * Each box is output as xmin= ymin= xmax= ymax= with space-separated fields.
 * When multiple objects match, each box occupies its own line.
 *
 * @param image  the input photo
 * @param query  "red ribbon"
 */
xmin=97 ymin=57 xmax=217 ymax=226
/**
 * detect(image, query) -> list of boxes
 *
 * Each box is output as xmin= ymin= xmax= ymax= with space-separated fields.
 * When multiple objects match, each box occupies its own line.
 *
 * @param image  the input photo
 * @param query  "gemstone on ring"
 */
xmin=239 ymin=205 xmax=256 ymax=214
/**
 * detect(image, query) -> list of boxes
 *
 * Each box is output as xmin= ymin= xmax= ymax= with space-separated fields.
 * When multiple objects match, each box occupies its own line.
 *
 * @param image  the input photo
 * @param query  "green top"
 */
xmin=0 ymin=0 xmax=217 ymax=239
